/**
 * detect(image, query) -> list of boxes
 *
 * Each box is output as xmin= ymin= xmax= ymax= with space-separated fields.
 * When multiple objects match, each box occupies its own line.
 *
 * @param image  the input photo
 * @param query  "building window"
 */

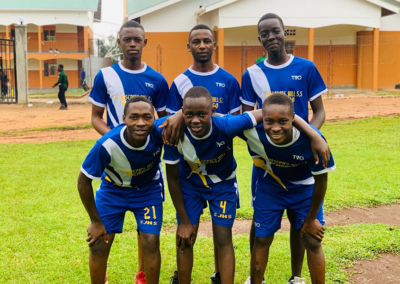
xmin=285 ymin=29 xmax=296 ymax=36
xmin=43 ymin=61 xmax=57 ymax=76
xmin=285 ymin=41 xmax=295 ymax=54
xmin=44 ymin=28 xmax=56 ymax=41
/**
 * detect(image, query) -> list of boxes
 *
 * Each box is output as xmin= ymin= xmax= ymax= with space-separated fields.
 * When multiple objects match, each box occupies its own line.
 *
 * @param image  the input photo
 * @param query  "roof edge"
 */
xmin=127 ymin=0 xmax=182 ymax=19
xmin=366 ymin=0 xmax=400 ymax=13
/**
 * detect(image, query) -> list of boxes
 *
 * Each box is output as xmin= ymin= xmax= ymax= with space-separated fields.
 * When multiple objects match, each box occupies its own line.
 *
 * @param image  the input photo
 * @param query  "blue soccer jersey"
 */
xmin=163 ymin=113 xmax=257 ymax=191
xmin=241 ymin=55 xmax=327 ymax=122
xmin=81 ymin=118 xmax=167 ymax=205
xmin=240 ymin=124 xmax=335 ymax=191
xmin=166 ymin=66 xmax=241 ymax=115
xmin=89 ymin=61 xmax=169 ymax=129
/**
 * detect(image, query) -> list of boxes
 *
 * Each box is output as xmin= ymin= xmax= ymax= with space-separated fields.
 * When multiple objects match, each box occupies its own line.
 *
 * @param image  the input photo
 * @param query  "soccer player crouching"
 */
xmin=77 ymin=97 xmax=166 ymax=284
xmin=240 ymin=93 xmax=335 ymax=284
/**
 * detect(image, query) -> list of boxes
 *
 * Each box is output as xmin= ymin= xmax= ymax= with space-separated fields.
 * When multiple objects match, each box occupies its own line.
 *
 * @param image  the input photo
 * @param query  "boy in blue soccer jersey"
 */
xmin=167 ymin=24 xmax=241 ymax=116
xmin=88 ymin=20 xmax=169 ymax=283
xmin=162 ymin=87 xmax=330 ymax=284
xmin=166 ymin=24 xmax=241 ymax=284
xmin=78 ymin=97 xmax=166 ymax=284
xmin=241 ymin=13 xmax=327 ymax=284
xmin=240 ymin=93 xmax=335 ymax=284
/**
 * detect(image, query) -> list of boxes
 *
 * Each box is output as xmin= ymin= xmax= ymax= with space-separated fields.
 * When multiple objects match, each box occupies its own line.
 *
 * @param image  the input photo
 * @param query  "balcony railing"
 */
xmin=27 ymin=37 xmax=94 ymax=54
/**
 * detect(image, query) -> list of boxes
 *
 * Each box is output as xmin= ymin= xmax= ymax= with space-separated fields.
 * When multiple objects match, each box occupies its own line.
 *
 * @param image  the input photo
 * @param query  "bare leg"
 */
xmin=302 ymin=234 xmax=325 ymax=284
xmin=288 ymin=210 xmax=305 ymax=277
xmin=214 ymin=242 xmax=220 ymax=274
xmin=249 ymin=217 xmax=255 ymax=254
xmin=250 ymin=235 xmax=274 ymax=284
xmin=213 ymin=223 xmax=235 ymax=284
xmin=89 ymin=234 xmax=115 ymax=284
xmin=177 ymin=223 xmax=199 ymax=284
xmin=140 ymin=232 xmax=161 ymax=284
xmin=137 ymin=232 xmax=144 ymax=272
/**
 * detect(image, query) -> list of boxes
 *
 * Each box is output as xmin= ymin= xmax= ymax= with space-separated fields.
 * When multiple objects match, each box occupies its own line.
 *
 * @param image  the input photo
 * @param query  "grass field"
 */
xmin=29 ymin=90 xmax=87 ymax=98
xmin=1 ymin=116 xmax=399 ymax=283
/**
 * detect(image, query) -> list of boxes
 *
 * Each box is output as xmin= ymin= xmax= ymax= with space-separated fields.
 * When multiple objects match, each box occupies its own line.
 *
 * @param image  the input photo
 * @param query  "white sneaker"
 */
xmin=288 ymin=276 xmax=306 ymax=284
xmin=244 ymin=276 xmax=266 ymax=284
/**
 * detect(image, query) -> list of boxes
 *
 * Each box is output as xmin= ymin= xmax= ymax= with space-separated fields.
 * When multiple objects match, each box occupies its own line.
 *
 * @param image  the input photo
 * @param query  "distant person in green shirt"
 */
xmin=255 ymin=51 xmax=268 ymax=63
xmin=52 ymin=64 xmax=69 ymax=110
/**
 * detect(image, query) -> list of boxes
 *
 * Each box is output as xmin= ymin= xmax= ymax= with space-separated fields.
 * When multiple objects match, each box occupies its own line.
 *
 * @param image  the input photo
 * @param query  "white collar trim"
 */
xmin=118 ymin=61 xmax=147 ymax=74
xmin=265 ymin=127 xmax=300 ymax=147
xmin=188 ymin=64 xmax=219 ymax=76
xmin=120 ymin=125 xmax=150 ymax=150
xmin=263 ymin=54 xmax=294 ymax=69
xmin=188 ymin=121 xmax=213 ymax=140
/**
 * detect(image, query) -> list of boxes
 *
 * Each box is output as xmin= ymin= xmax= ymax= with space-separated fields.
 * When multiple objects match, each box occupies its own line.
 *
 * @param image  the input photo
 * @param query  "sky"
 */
xmin=93 ymin=0 xmax=123 ymax=40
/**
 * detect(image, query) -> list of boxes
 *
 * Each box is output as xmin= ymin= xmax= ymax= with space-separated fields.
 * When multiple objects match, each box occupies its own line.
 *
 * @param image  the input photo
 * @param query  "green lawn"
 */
xmin=29 ymin=90 xmax=87 ymax=98
xmin=0 ymin=116 xmax=399 ymax=283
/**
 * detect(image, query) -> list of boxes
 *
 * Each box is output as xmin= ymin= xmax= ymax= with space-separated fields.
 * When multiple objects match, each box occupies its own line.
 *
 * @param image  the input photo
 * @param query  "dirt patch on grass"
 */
xmin=0 ymin=96 xmax=400 ymax=143
xmin=183 ymin=204 xmax=400 ymax=237
xmin=348 ymin=253 xmax=400 ymax=284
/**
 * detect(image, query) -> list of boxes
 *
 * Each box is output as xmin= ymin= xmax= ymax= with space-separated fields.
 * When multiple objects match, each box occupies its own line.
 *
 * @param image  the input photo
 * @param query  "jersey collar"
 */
xmin=120 ymin=125 xmax=150 ymax=150
xmin=188 ymin=64 xmax=219 ymax=76
xmin=265 ymin=127 xmax=300 ymax=147
xmin=263 ymin=54 xmax=294 ymax=69
xmin=118 ymin=61 xmax=147 ymax=74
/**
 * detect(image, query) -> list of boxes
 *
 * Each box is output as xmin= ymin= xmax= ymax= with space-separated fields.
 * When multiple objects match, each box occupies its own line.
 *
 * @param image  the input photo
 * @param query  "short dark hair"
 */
xmin=120 ymin=20 xmax=145 ymax=33
xmin=262 ymin=92 xmax=294 ymax=114
xmin=183 ymin=86 xmax=212 ymax=105
xmin=189 ymin=24 xmax=213 ymax=40
xmin=258 ymin=13 xmax=285 ymax=29
xmin=58 ymin=64 xmax=64 ymax=69
xmin=124 ymin=96 xmax=154 ymax=115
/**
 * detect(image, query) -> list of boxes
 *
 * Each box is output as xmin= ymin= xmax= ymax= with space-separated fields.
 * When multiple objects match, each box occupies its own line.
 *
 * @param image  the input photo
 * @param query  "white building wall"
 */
xmin=57 ymin=59 xmax=78 ymax=70
xmin=216 ymin=0 xmax=382 ymax=29
xmin=380 ymin=13 xmax=400 ymax=31
xmin=0 ymin=11 xmax=93 ymax=27
xmin=56 ymin=25 xmax=78 ymax=33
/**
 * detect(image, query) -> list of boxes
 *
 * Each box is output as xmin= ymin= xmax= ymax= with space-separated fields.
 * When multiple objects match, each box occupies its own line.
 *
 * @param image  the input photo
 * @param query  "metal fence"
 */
xmin=0 ymin=38 xmax=17 ymax=103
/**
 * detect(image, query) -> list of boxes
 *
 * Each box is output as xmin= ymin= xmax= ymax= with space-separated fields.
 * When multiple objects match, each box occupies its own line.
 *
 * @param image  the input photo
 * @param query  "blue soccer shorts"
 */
xmin=177 ymin=182 xmax=239 ymax=228
xmin=94 ymin=187 xmax=163 ymax=235
xmin=253 ymin=184 xmax=324 ymax=238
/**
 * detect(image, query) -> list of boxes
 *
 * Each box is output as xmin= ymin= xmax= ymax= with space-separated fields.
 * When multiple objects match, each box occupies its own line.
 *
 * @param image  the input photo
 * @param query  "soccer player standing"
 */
xmin=166 ymin=24 xmax=241 ymax=284
xmin=241 ymin=13 xmax=327 ymax=284
xmin=78 ymin=97 xmax=166 ymax=284
xmin=240 ymin=93 xmax=335 ymax=284
xmin=88 ymin=20 xmax=169 ymax=284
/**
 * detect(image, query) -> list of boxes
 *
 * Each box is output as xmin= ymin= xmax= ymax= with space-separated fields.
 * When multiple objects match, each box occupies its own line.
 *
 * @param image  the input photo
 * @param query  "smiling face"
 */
xmin=123 ymin=101 xmax=154 ymax=145
xmin=258 ymin=18 xmax=286 ymax=55
xmin=182 ymin=96 xmax=215 ymax=138
xmin=262 ymin=103 xmax=294 ymax=145
xmin=118 ymin=27 xmax=147 ymax=62
xmin=187 ymin=29 xmax=216 ymax=64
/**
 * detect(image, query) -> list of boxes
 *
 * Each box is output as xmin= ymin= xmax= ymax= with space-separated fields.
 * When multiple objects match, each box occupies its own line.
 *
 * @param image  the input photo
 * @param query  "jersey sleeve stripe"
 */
xmin=88 ymin=96 xmax=106 ymax=108
xmin=166 ymin=108 xmax=177 ymax=114
xmin=228 ymin=106 xmax=241 ymax=114
xmin=155 ymin=106 xmax=167 ymax=112
xmin=163 ymin=158 xmax=180 ymax=165
xmin=241 ymin=99 xmax=256 ymax=107
xmin=311 ymin=164 xmax=336 ymax=175
xmin=80 ymin=166 xmax=102 ymax=180
xmin=309 ymin=88 xmax=328 ymax=102
xmin=246 ymin=112 xmax=258 ymax=127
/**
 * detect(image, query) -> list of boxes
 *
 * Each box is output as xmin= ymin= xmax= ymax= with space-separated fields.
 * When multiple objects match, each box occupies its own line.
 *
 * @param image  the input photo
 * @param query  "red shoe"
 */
xmin=134 ymin=271 xmax=146 ymax=284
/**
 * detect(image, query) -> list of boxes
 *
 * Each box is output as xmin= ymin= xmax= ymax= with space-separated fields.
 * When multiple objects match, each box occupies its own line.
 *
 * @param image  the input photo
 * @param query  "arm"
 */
xmin=309 ymin=96 xmax=326 ymax=129
xmin=242 ymin=104 xmax=255 ymax=113
xmin=300 ymin=173 xmax=327 ymax=241
xmin=159 ymin=109 xmax=184 ymax=146
xmin=77 ymin=171 xmax=108 ymax=246
xmin=91 ymin=104 xmax=110 ymax=135
xmin=52 ymin=75 xmax=61 ymax=88
xmin=166 ymin=163 xmax=195 ymax=252
xmin=293 ymin=115 xmax=330 ymax=168
xmin=157 ymin=110 xmax=168 ymax=118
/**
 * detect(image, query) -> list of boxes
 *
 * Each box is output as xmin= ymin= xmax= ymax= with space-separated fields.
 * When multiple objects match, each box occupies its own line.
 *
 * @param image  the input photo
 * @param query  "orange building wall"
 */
xmin=28 ymin=70 xmax=79 ymax=88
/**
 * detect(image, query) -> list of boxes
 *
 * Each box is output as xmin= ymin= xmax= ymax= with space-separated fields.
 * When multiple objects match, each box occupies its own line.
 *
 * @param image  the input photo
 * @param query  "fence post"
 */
xmin=15 ymin=25 xmax=29 ymax=104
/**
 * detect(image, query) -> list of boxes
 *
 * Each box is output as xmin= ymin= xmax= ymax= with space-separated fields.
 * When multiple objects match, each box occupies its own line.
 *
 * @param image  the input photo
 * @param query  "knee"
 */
xmin=89 ymin=239 xmax=110 ymax=257
xmin=140 ymin=233 xmax=160 ymax=255
xmin=254 ymin=235 xmax=274 ymax=249
xmin=213 ymin=229 xmax=232 ymax=249
xmin=302 ymin=234 xmax=322 ymax=253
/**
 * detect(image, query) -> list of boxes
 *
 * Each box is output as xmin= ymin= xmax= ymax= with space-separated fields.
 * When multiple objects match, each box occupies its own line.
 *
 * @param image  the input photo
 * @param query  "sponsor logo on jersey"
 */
xmin=293 ymin=155 xmax=305 ymax=160
xmin=291 ymin=75 xmax=302 ymax=80
xmin=216 ymin=141 xmax=225 ymax=147
xmin=153 ymin=148 xmax=161 ymax=156
xmin=216 ymin=82 xmax=225 ymax=87
xmin=145 ymin=82 xmax=154 ymax=88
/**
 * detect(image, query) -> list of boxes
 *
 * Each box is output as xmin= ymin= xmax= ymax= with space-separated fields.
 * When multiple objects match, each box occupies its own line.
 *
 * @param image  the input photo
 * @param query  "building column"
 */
xmin=39 ymin=60 xmax=43 ymax=89
xmin=5 ymin=26 xmax=9 ymax=53
xmin=123 ymin=0 xmax=127 ymax=23
xmin=15 ymin=25 xmax=29 ymax=104
xmin=356 ymin=33 xmax=363 ymax=89
xmin=308 ymin=28 xmax=315 ymax=62
xmin=84 ymin=26 xmax=89 ymax=53
xmin=218 ymin=28 xmax=225 ymax=68
xmin=372 ymin=28 xmax=379 ymax=91
xmin=37 ymin=26 xmax=42 ymax=53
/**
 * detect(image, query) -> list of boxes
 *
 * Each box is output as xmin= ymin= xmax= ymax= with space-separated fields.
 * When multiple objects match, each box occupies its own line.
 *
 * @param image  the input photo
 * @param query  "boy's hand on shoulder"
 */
xmin=310 ymin=134 xmax=330 ymax=168
xmin=86 ymin=221 xmax=109 ymax=247
xmin=159 ymin=110 xmax=184 ymax=146
xmin=300 ymin=219 xmax=324 ymax=241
